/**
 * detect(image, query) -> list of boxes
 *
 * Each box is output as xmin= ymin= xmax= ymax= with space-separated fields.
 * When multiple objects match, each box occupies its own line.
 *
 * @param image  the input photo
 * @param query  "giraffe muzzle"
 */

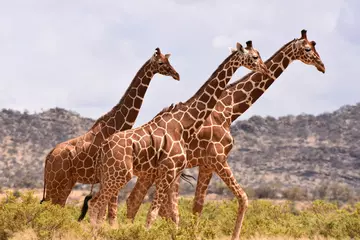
xmin=172 ymin=72 xmax=180 ymax=81
xmin=316 ymin=63 xmax=325 ymax=74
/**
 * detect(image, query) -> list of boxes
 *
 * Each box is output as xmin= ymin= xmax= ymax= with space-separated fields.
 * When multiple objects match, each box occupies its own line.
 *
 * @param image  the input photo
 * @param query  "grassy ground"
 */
xmin=0 ymin=190 xmax=359 ymax=240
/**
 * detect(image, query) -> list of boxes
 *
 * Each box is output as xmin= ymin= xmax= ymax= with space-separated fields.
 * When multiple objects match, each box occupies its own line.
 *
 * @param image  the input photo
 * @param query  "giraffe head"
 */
xmin=293 ymin=29 xmax=325 ymax=73
xmin=150 ymin=48 xmax=180 ymax=80
xmin=230 ymin=41 xmax=270 ymax=76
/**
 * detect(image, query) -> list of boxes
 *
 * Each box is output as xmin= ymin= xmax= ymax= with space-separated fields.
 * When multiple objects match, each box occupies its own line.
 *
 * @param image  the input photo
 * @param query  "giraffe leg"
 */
xmin=107 ymin=195 xmax=119 ymax=227
xmin=214 ymin=161 xmax=248 ymax=240
xmin=126 ymin=176 xmax=155 ymax=221
xmin=192 ymin=166 xmax=213 ymax=215
xmin=158 ymin=175 xmax=180 ymax=222
xmin=88 ymin=179 xmax=128 ymax=226
xmin=146 ymin=166 xmax=184 ymax=228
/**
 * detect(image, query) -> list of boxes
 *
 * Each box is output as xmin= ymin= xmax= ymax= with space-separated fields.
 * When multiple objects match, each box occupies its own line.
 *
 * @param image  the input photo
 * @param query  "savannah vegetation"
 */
xmin=0 ymin=190 xmax=359 ymax=240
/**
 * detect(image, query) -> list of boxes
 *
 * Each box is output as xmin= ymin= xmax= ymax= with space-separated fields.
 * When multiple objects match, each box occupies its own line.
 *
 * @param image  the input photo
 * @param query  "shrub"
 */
xmin=0 ymin=191 xmax=359 ymax=240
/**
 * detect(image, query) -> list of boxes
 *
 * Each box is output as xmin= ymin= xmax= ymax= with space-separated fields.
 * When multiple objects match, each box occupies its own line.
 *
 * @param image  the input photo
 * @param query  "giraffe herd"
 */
xmin=41 ymin=30 xmax=325 ymax=240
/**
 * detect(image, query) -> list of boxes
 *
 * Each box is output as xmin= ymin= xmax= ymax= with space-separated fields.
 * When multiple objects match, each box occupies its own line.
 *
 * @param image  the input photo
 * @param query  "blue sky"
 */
xmin=0 ymin=0 xmax=359 ymax=127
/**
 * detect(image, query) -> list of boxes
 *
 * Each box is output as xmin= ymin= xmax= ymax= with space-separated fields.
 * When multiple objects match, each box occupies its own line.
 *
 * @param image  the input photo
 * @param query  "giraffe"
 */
xmin=80 ymin=41 xmax=270 ymax=227
xmin=40 ymin=48 xmax=180 ymax=222
xmin=127 ymin=30 xmax=326 ymax=240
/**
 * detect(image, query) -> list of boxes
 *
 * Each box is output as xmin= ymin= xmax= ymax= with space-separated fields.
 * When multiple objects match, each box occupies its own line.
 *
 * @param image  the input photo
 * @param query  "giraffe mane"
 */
xmin=225 ymin=38 xmax=296 ymax=90
xmin=153 ymin=101 xmax=185 ymax=118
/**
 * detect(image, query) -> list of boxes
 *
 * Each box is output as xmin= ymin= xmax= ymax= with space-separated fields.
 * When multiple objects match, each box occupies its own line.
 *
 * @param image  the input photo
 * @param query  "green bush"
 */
xmin=0 ymin=191 xmax=360 ymax=240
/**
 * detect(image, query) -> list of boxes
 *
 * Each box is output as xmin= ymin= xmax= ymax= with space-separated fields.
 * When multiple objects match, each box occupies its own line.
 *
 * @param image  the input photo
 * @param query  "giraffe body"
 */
xmin=127 ymin=30 xmax=325 ymax=240
xmin=84 ymin=41 xmax=270 ymax=227
xmin=41 ymin=48 xmax=180 ymax=211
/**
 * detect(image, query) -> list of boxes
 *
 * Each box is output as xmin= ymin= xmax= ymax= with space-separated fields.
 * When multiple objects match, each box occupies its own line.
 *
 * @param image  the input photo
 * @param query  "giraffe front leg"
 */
xmin=192 ymin=166 xmax=213 ymax=215
xmin=97 ymin=194 xmax=118 ymax=227
xmin=126 ymin=175 xmax=155 ymax=221
xmin=107 ymin=195 xmax=119 ymax=227
xmin=214 ymin=161 xmax=248 ymax=240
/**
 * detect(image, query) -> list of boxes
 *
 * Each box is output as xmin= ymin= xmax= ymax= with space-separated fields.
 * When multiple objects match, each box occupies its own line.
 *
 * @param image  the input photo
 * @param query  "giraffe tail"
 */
xmin=78 ymin=194 xmax=93 ymax=222
xmin=78 ymin=184 xmax=94 ymax=222
xmin=40 ymin=149 xmax=54 ymax=204
xmin=180 ymin=173 xmax=196 ymax=187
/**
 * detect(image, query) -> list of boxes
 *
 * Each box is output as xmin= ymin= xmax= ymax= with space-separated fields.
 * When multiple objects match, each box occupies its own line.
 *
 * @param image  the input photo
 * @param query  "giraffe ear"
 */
xmin=236 ymin=42 xmax=244 ymax=53
xmin=165 ymin=54 xmax=171 ymax=59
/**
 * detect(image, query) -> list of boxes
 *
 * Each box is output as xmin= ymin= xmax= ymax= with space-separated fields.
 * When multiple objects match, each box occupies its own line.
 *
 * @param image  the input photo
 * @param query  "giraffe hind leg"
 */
xmin=126 ymin=175 xmax=155 ymax=221
xmin=214 ymin=161 xmax=248 ymax=240
xmin=192 ymin=166 xmax=213 ymax=215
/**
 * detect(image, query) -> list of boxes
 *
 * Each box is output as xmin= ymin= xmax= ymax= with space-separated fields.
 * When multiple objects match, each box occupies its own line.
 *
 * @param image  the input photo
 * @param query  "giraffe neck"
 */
xmin=90 ymin=59 xmax=155 ymax=139
xmin=225 ymin=39 xmax=297 ymax=123
xmin=178 ymin=51 xmax=243 ymax=138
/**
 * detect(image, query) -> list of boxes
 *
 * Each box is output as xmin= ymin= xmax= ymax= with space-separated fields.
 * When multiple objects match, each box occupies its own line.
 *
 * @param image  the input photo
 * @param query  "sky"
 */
xmin=0 ymin=0 xmax=359 ymax=127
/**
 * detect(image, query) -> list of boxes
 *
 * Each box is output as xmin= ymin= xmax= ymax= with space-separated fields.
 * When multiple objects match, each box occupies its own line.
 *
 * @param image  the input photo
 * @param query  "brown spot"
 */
xmin=129 ymin=88 xmax=137 ymax=98
xmin=285 ymin=48 xmax=292 ymax=55
xmin=128 ymin=109 xmax=138 ymax=121
xmin=120 ymin=107 xmax=128 ymax=117
xmin=60 ymin=150 xmax=68 ymax=159
xmin=62 ymin=160 xmax=70 ymax=171
xmin=137 ymin=70 xmax=145 ymax=78
xmin=282 ymin=57 xmax=290 ymax=68
xmin=274 ymin=68 xmax=283 ymax=78
xmin=226 ymin=68 xmax=233 ymax=77
xmin=78 ymin=168 xmax=85 ymax=177
xmin=270 ymin=64 xmax=278 ymax=72
xmin=138 ymin=85 xmax=147 ymax=96
xmin=250 ymin=88 xmax=264 ymax=100
xmin=200 ymin=93 xmax=210 ymax=103
xmin=215 ymin=88 xmax=223 ymax=98
xmin=78 ymin=152 xmax=87 ymax=160
xmin=259 ymin=82 xmax=265 ymax=89
xmin=207 ymin=86 xmax=215 ymax=95
xmin=84 ymin=157 xmax=93 ymax=168
xmin=273 ymin=52 xmax=284 ymax=63
xmin=243 ymin=82 xmax=253 ymax=91
xmin=235 ymin=91 xmax=247 ymax=102
xmin=142 ymin=161 xmax=150 ymax=170
xmin=134 ymin=97 xmax=142 ymax=109
xmin=237 ymin=102 xmax=249 ymax=113
xmin=251 ymin=73 xmax=262 ymax=83
xmin=224 ymin=62 xmax=230 ymax=69
xmin=208 ymin=96 xmax=217 ymax=108
xmin=264 ymin=79 xmax=274 ymax=89
xmin=198 ymin=110 xmax=206 ymax=120
xmin=107 ymin=157 xmax=115 ymax=166
xmin=217 ymin=70 xmax=226 ymax=80
xmin=107 ymin=118 xmax=116 ymax=128
xmin=236 ymin=83 xmax=244 ymax=89
xmin=221 ymin=95 xmax=232 ymax=106
xmin=146 ymin=71 xmax=152 ymax=78
xmin=88 ymin=145 xmax=98 ymax=157
xmin=189 ymin=108 xmax=200 ymax=119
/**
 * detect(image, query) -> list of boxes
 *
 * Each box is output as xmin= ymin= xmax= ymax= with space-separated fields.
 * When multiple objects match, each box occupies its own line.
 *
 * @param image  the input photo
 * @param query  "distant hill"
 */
xmin=1 ymin=104 xmax=359 ymax=199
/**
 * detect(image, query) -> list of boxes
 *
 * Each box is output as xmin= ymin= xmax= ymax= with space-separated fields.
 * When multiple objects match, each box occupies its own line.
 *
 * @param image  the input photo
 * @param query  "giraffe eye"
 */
xmin=305 ymin=48 xmax=311 ymax=52
xmin=253 ymin=56 xmax=258 ymax=60
xmin=158 ymin=62 xmax=164 ymax=65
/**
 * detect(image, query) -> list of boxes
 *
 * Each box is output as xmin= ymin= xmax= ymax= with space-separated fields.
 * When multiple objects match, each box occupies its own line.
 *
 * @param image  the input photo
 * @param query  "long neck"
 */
xmin=178 ymin=51 xmax=242 ymax=138
xmin=224 ymin=40 xmax=296 ymax=123
xmin=90 ymin=59 xmax=155 ymax=138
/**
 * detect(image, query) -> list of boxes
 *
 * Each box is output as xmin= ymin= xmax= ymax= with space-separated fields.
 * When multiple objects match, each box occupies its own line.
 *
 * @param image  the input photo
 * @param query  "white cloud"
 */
xmin=0 ymin=0 xmax=359 ymax=127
